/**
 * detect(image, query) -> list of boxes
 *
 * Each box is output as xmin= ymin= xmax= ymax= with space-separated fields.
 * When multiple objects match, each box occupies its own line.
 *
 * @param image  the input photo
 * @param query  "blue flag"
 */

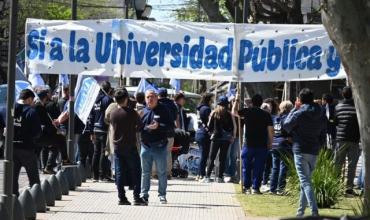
xmin=226 ymin=82 xmax=236 ymax=101
xmin=169 ymin=78 xmax=181 ymax=92
xmin=28 ymin=73 xmax=45 ymax=88
xmin=15 ymin=49 xmax=28 ymax=82
xmin=135 ymin=78 xmax=158 ymax=96
xmin=59 ymin=74 xmax=70 ymax=87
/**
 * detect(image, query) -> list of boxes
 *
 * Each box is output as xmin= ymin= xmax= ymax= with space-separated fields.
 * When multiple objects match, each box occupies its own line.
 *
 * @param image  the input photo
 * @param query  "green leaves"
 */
xmin=285 ymin=149 xmax=345 ymax=208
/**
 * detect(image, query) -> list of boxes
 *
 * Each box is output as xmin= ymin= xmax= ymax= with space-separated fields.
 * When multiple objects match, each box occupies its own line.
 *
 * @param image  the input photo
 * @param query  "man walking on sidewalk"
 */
xmin=140 ymin=90 xmax=172 ymax=204
xmin=283 ymin=88 xmax=327 ymax=217
xmin=109 ymin=88 xmax=147 ymax=206
xmin=334 ymin=86 xmax=361 ymax=196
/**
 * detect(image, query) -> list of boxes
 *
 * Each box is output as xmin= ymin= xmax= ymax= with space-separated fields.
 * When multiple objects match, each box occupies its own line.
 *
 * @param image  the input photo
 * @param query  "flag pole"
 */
xmin=1 ymin=0 xmax=18 ymax=218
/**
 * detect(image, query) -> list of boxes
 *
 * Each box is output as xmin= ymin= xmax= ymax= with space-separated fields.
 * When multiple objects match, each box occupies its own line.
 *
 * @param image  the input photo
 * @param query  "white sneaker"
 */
xmin=201 ymin=177 xmax=211 ymax=183
xmin=260 ymin=184 xmax=270 ymax=193
xmin=159 ymin=196 xmax=167 ymax=204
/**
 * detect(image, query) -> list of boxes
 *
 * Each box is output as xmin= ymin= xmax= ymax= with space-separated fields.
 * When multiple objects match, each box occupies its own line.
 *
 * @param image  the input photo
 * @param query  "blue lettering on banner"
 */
xmin=26 ymin=28 xmax=342 ymax=77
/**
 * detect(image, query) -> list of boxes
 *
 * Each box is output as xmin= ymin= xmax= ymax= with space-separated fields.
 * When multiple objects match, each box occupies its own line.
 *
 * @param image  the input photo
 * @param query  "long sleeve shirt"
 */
xmin=140 ymin=103 xmax=172 ymax=144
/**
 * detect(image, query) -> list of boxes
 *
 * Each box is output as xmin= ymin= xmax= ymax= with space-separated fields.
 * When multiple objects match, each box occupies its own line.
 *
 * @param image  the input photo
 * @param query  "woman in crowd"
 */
xmin=195 ymin=93 xmax=214 ymax=181
xmin=269 ymin=100 xmax=293 ymax=194
xmin=262 ymin=98 xmax=279 ymax=188
xmin=203 ymin=96 xmax=236 ymax=183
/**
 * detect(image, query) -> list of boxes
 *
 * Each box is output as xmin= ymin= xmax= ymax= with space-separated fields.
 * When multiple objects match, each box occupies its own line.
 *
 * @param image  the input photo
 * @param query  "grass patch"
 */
xmin=234 ymin=184 xmax=356 ymax=218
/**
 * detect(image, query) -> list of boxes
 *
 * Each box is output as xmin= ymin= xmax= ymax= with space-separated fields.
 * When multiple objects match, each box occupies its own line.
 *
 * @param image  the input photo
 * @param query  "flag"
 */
xmin=75 ymin=77 xmax=100 ymax=124
xmin=226 ymin=82 xmax=236 ymax=101
xmin=15 ymin=48 xmax=29 ymax=82
xmin=135 ymin=78 xmax=158 ymax=96
xmin=16 ymin=49 xmax=26 ymax=71
xmin=15 ymin=80 xmax=33 ymax=100
xmin=59 ymin=74 xmax=70 ymax=87
xmin=15 ymin=63 xmax=28 ymax=82
xmin=28 ymin=73 xmax=45 ymax=89
xmin=169 ymin=78 xmax=181 ymax=92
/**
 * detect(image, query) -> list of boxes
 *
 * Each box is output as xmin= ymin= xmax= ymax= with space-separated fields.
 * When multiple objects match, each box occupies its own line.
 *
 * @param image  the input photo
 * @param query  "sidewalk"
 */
xmin=37 ymin=178 xmax=247 ymax=220
xmin=0 ymin=162 xmax=278 ymax=220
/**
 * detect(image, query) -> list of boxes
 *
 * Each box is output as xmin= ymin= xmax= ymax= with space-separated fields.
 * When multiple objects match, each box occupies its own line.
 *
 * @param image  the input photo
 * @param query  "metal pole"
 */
xmin=125 ymin=0 xmax=129 ymax=19
xmin=1 ymin=0 xmax=18 ymax=218
xmin=240 ymin=0 xmax=249 ymax=108
xmin=67 ymin=0 xmax=77 ymax=163
xmin=119 ymin=0 xmax=129 ymax=87
xmin=243 ymin=0 xmax=249 ymax=23
xmin=234 ymin=0 xmax=244 ymax=192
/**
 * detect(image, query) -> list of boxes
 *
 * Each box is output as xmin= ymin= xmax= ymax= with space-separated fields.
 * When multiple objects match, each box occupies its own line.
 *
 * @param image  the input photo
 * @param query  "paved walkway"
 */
xmin=0 ymin=162 xmax=251 ymax=220
xmin=35 ymin=178 xmax=246 ymax=220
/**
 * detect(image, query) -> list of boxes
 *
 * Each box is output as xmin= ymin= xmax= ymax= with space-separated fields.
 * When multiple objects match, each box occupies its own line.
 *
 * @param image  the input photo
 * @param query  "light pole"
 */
xmin=67 ymin=0 xmax=77 ymax=164
xmin=1 ymin=0 xmax=18 ymax=219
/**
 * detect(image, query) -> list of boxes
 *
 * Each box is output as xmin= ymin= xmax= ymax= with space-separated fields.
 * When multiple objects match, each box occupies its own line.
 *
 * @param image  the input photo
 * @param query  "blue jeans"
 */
xmin=195 ymin=131 xmax=211 ymax=177
xmin=294 ymin=153 xmax=318 ymax=215
xmin=241 ymin=146 xmax=268 ymax=190
xmin=140 ymin=142 xmax=168 ymax=199
xmin=225 ymin=138 xmax=239 ymax=177
xmin=270 ymin=148 xmax=291 ymax=192
xmin=357 ymin=151 xmax=364 ymax=189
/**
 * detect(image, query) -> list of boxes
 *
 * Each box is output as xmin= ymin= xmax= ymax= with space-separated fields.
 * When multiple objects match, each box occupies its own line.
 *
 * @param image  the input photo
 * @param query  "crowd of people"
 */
xmin=0 ymin=81 xmax=364 ymax=216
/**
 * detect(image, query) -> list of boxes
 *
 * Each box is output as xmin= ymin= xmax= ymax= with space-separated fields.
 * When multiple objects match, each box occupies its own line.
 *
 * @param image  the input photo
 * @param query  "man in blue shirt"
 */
xmin=283 ymin=88 xmax=326 ymax=217
xmin=140 ymin=90 xmax=172 ymax=204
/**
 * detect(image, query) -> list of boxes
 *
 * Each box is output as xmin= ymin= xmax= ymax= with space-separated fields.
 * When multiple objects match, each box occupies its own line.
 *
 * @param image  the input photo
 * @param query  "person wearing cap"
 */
xmin=202 ymin=96 xmax=236 ymax=183
xmin=0 ymin=89 xmax=42 ymax=195
xmin=157 ymin=88 xmax=178 ymax=178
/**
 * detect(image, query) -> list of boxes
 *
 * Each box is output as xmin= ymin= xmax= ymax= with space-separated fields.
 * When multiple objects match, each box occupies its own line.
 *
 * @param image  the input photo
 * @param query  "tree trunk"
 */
xmin=198 ymin=0 xmax=228 ymax=22
xmin=322 ymin=0 xmax=370 ymax=212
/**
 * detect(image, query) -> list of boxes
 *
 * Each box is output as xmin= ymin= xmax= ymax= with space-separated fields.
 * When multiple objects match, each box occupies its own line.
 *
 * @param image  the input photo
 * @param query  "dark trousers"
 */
xmin=41 ymin=146 xmax=58 ymax=170
xmin=114 ymin=150 xmax=141 ymax=200
xmin=262 ymin=150 xmax=272 ymax=185
xmin=195 ymin=131 xmax=211 ymax=177
xmin=270 ymin=148 xmax=291 ymax=192
xmin=78 ymin=133 xmax=94 ymax=167
xmin=92 ymin=132 xmax=110 ymax=180
xmin=206 ymin=140 xmax=230 ymax=178
xmin=241 ymin=146 xmax=268 ymax=190
xmin=37 ymin=133 xmax=68 ymax=162
xmin=13 ymin=148 xmax=40 ymax=196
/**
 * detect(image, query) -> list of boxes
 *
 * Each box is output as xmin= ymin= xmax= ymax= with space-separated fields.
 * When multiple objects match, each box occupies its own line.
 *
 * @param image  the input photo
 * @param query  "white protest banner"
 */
xmin=74 ymin=77 xmax=100 ymax=124
xmin=235 ymin=24 xmax=345 ymax=82
xmin=25 ymin=19 xmax=346 ymax=82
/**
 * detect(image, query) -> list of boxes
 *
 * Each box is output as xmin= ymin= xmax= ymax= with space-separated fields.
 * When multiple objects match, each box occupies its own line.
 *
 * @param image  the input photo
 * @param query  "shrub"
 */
xmin=285 ymin=149 xmax=345 ymax=208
